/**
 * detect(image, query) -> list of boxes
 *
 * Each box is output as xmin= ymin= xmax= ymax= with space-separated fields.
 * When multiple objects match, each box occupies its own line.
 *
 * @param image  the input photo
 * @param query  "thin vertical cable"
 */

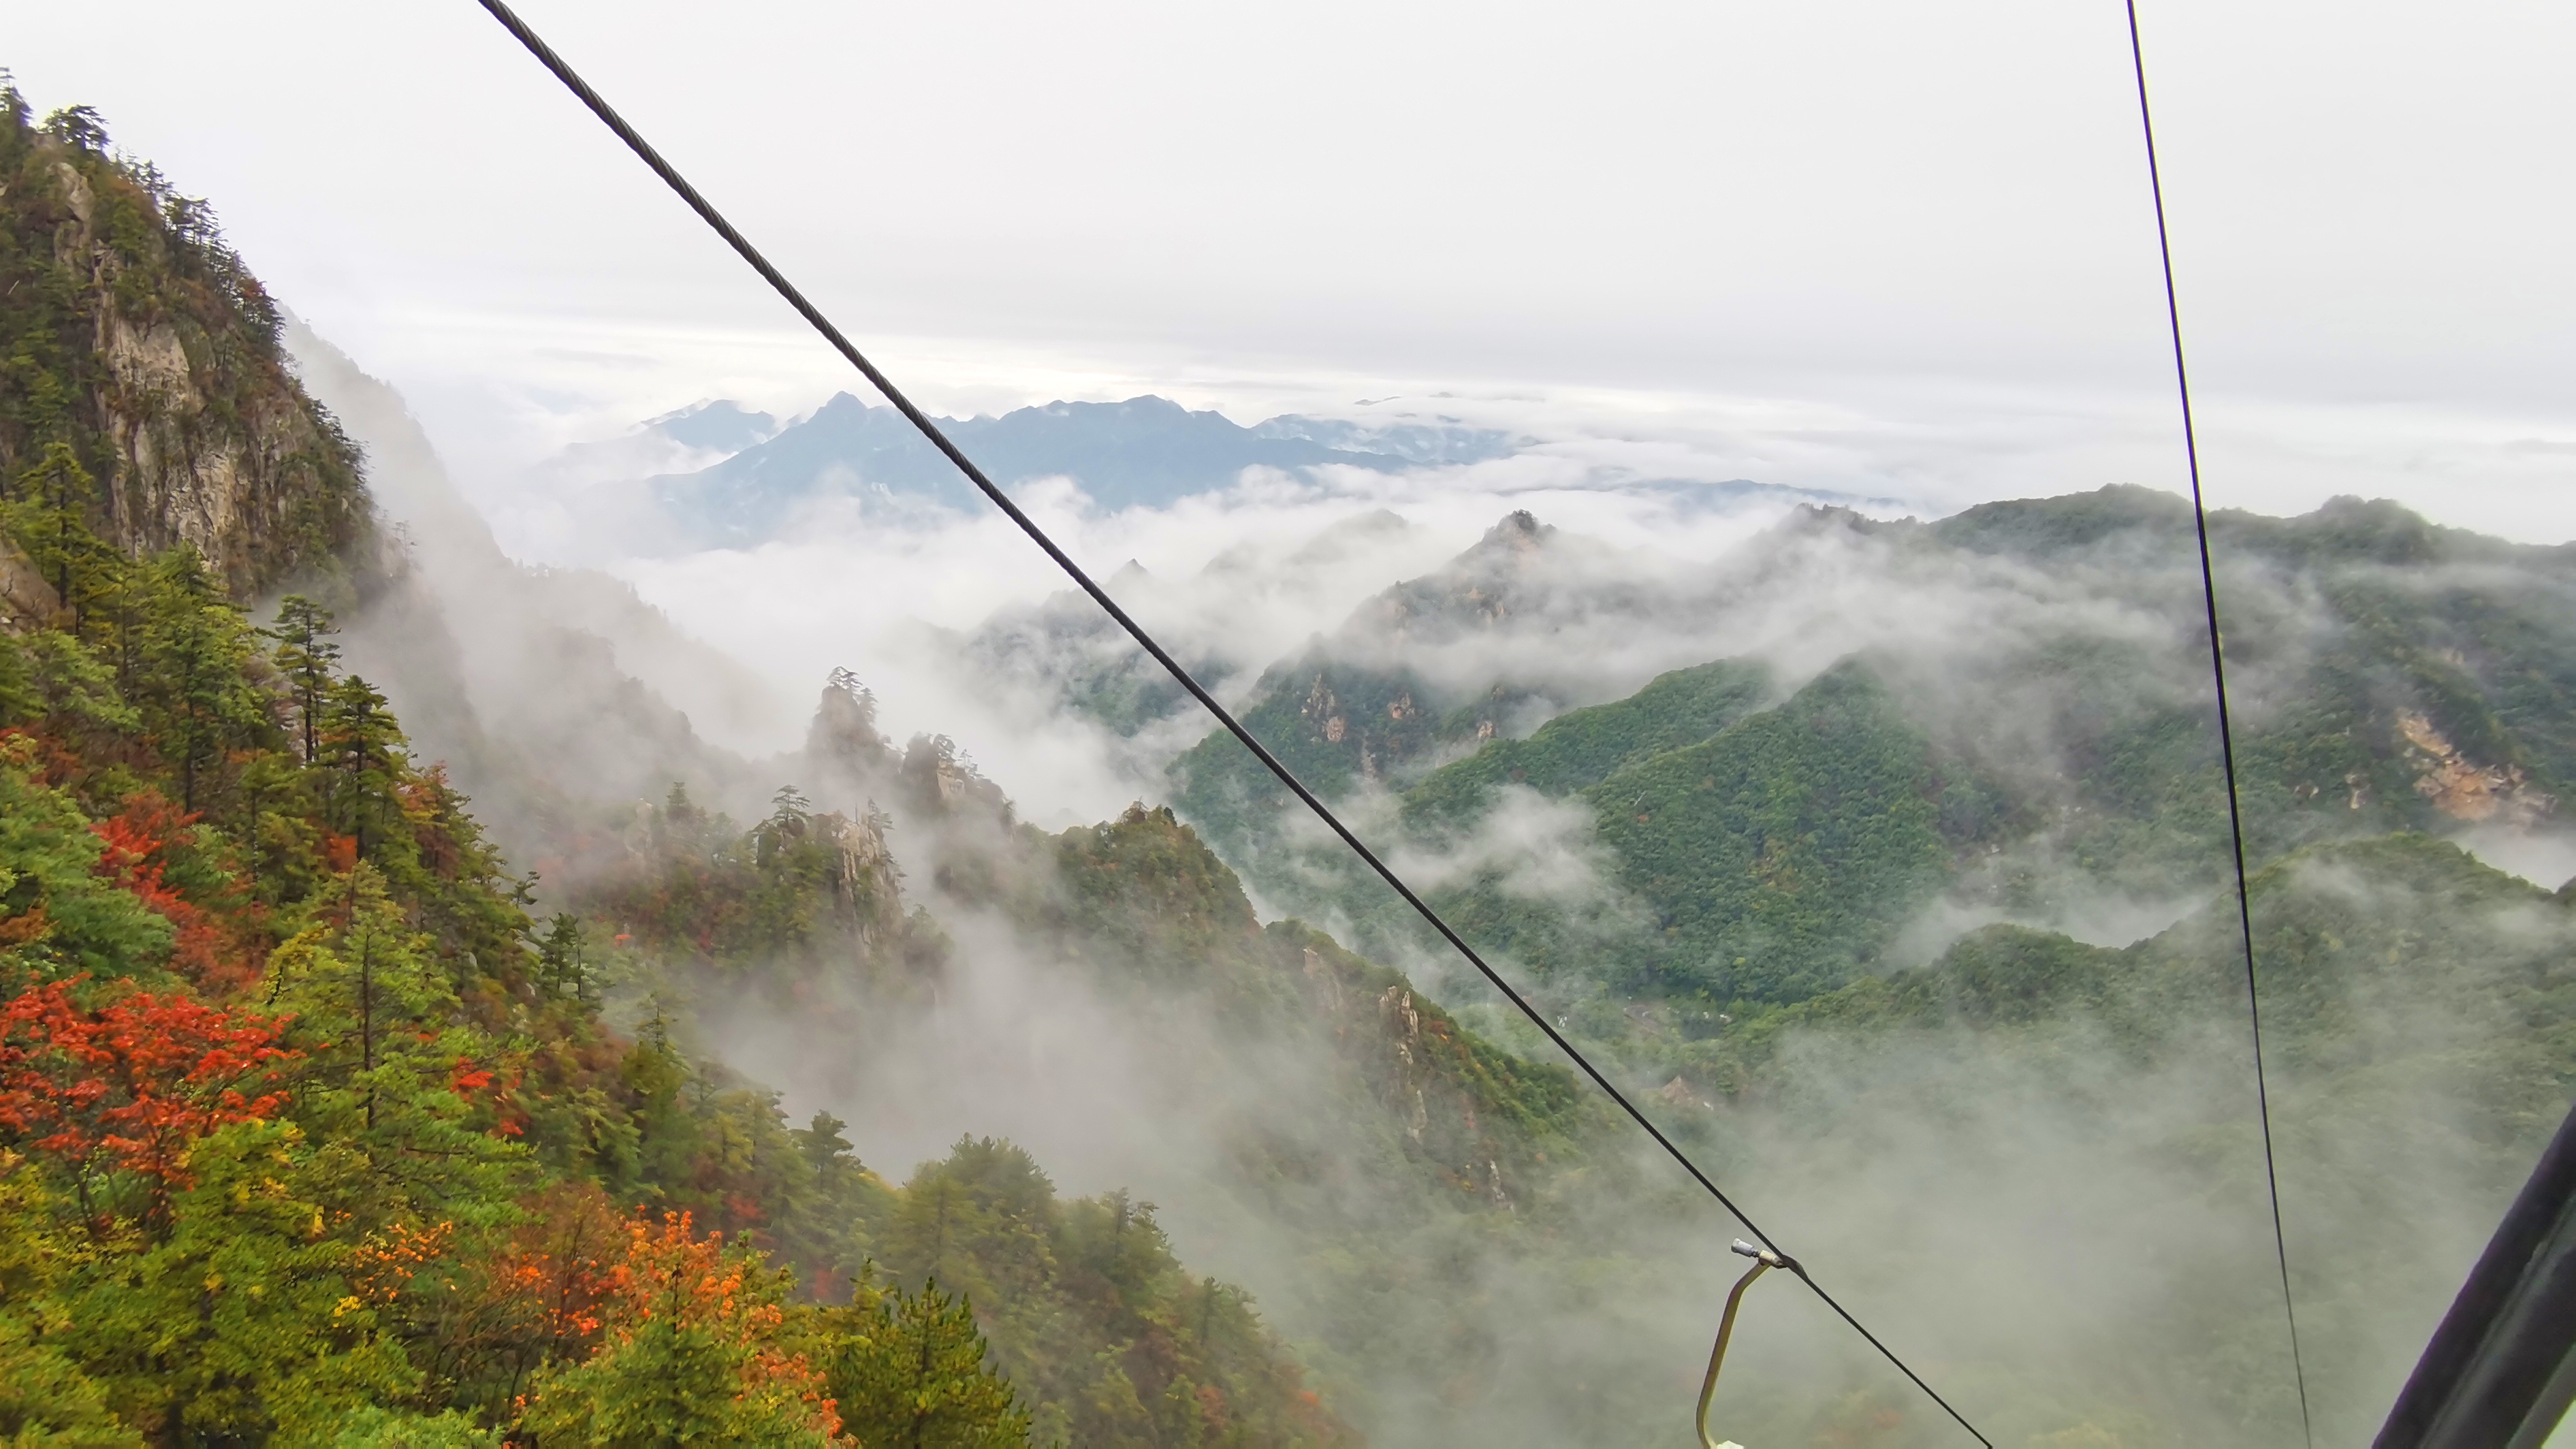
xmin=470 ymin=2 xmax=1995 ymax=1441
xmin=2120 ymin=5 xmax=2313 ymax=1444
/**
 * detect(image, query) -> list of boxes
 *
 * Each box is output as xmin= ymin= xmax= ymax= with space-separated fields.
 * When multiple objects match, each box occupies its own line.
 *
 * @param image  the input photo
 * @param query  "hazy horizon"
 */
xmin=10 ymin=0 xmax=2572 ymax=546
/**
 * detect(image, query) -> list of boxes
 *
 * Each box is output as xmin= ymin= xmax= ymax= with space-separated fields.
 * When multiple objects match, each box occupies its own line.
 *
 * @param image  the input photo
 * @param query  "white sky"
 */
xmin=10 ymin=0 xmax=2573 ymax=540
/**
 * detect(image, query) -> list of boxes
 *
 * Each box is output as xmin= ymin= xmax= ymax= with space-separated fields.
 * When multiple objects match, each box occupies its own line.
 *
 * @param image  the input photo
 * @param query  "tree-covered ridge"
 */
xmin=576 ymin=779 xmax=1587 ymax=1230
xmin=1682 ymin=831 xmax=2575 ymax=1089
xmin=1035 ymin=807 xmax=1587 ymax=1165
xmin=1165 ymin=486 xmax=2576 ymax=1036
xmin=1179 ymin=652 xmax=1999 ymax=1010
xmin=1170 ymin=653 xmax=1461 ymax=863
xmin=0 ymin=533 xmax=1065 ymax=1442
xmin=0 ymin=81 xmax=369 ymax=601
xmin=1923 ymin=488 xmax=2575 ymax=865
xmin=1397 ymin=656 xmax=1773 ymax=832
xmin=959 ymin=575 xmax=1222 ymax=739
xmin=1578 ymin=659 xmax=1960 ymax=1000
xmin=1646 ymin=833 xmax=2576 ymax=1445
xmin=1169 ymin=513 xmax=1636 ymax=867
xmin=940 ymin=807 xmax=1644 ymax=1437
xmin=877 ymin=1137 xmax=1354 ymax=1448
xmin=0 ymin=544 xmax=1357 ymax=1443
xmin=566 ymin=770 xmax=1628 ymax=1440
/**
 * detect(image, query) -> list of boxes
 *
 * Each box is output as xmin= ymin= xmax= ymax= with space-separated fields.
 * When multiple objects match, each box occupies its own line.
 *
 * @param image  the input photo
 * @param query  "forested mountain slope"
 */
xmin=1170 ymin=488 xmax=2575 ymax=1020
xmin=1666 ymin=832 xmax=2576 ymax=1447
xmin=552 ymin=671 xmax=1615 ymax=1441
xmin=0 ymin=87 xmax=1346 ymax=1446
xmin=7 ymin=68 xmax=2571 ymax=1449
xmin=550 ymin=663 xmax=2576 ymax=1448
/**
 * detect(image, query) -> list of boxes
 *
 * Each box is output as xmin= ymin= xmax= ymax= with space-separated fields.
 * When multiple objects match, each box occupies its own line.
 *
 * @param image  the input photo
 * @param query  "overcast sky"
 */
xmin=11 ymin=0 xmax=2573 ymax=539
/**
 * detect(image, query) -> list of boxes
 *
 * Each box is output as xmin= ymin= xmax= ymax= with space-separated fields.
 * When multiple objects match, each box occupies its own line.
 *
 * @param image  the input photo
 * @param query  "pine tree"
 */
xmin=321 ymin=675 xmax=404 ymax=859
xmin=537 ymin=912 xmax=589 ymax=1002
xmin=795 ymin=1111 xmax=856 ymax=1191
xmin=264 ymin=865 xmax=528 ymax=1220
xmin=6 ymin=442 xmax=103 ymax=620
xmin=620 ymin=1004 xmax=701 ymax=1197
xmin=265 ymin=594 xmax=340 ymax=764
xmin=134 ymin=548 xmax=265 ymax=811
xmin=826 ymin=1278 xmax=1033 ymax=1449
xmin=755 ymin=784 xmax=812 ymax=868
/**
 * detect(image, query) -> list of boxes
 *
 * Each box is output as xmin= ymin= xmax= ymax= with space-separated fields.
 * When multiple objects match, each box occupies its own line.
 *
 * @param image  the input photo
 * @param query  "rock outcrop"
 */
xmin=1 ymin=104 xmax=372 ymax=599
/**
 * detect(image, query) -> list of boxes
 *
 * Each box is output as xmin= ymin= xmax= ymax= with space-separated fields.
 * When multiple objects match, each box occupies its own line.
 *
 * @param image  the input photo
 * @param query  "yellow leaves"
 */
xmin=348 ymin=1219 xmax=455 ymax=1305
xmin=259 ymin=921 xmax=335 ymax=990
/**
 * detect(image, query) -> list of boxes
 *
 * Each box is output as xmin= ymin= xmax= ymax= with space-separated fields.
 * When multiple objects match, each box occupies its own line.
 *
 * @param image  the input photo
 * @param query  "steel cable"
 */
xmin=472 ymin=1 xmax=1997 ymax=1441
xmin=2121 ymin=5 xmax=2315 ymax=1444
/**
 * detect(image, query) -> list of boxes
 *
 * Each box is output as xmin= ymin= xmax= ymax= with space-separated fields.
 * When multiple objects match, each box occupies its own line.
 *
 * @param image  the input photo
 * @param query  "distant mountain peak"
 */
xmin=643 ymin=392 xmax=1440 ymax=541
xmin=531 ymin=391 xmax=1874 ymax=562
xmin=1442 ymin=510 xmax=1559 ymax=573
xmin=645 ymin=398 xmax=780 ymax=453
xmin=1480 ymin=509 xmax=1551 ymax=552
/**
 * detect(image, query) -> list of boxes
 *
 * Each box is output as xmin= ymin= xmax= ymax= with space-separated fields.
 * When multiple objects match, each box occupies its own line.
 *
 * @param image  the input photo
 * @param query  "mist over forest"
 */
xmin=1 ymin=73 xmax=2571 ymax=1449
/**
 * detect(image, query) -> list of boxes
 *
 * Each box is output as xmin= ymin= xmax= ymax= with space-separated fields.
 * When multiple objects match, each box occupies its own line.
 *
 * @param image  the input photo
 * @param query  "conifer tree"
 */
xmin=619 ymin=1004 xmax=701 ymax=1196
xmin=321 ymin=675 xmax=404 ymax=859
xmin=780 ymin=1110 xmax=892 ymax=1303
xmin=41 ymin=104 xmax=108 ymax=152
xmin=135 ymin=548 xmax=264 ymax=811
xmin=755 ymin=784 xmax=812 ymax=868
xmin=6 ymin=441 xmax=102 ymax=619
xmin=795 ymin=1111 xmax=857 ymax=1191
xmin=537 ymin=912 xmax=589 ymax=1002
xmin=264 ymin=865 xmax=527 ymax=1219
xmin=825 ymin=1278 xmax=1033 ymax=1449
xmin=265 ymin=594 xmax=340 ymax=763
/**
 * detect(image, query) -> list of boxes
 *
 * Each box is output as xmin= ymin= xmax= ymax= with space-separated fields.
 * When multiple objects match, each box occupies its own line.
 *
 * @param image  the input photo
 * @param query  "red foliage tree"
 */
xmin=89 ymin=793 xmax=259 ymax=991
xmin=0 ymin=978 xmax=297 ymax=1221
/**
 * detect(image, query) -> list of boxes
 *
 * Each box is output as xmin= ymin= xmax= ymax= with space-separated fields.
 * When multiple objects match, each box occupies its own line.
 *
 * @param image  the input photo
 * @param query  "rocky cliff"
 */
xmin=0 ymin=91 xmax=372 ymax=601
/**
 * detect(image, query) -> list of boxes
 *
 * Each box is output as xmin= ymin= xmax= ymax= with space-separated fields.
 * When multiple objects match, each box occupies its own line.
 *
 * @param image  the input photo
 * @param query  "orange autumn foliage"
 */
xmin=598 ymin=1210 xmax=840 ymax=1433
xmin=349 ymin=1220 xmax=458 ymax=1307
xmin=89 ymin=793 xmax=259 ymax=992
xmin=609 ymin=1209 xmax=782 ymax=1333
xmin=0 ymin=977 xmax=296 ymax=1214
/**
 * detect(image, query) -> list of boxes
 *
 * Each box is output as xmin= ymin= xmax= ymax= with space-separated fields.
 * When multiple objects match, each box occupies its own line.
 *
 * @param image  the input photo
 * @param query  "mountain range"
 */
xmin=497 ymin=392 xmax=1525 ymax=558
xmin=496 ymin=389 xmax=1893 ymax=562
xmin=4 ymin=76 xmax=2573 ymax=1449
xmin=1141 ymin=490 xmax=2576 ymax=1006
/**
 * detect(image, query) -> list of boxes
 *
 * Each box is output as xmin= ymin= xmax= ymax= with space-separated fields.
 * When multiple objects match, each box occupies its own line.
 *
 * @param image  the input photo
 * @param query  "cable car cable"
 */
xmin=2120 ymin=5 xmax=2314 ymax=1444
xmin=470 ymin=1 xmax=1995 ymax=1442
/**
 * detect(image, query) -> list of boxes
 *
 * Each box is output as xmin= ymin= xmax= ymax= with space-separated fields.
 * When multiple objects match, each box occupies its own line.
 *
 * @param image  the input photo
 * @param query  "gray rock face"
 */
xmin=16 ymin=149 xmax=372 ymax=599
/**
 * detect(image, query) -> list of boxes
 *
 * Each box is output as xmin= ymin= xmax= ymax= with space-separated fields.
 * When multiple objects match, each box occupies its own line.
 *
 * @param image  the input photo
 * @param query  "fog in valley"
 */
xmin=272 ymin=313 xmax=2576 ymax=1448
xmin=5 ymin=16 xmax=2569 ymax=1440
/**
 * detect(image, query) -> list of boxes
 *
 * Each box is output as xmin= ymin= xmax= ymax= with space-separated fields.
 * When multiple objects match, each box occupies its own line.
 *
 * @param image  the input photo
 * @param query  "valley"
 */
xmin=0 ymin=74 xmax=2569 ymax=1449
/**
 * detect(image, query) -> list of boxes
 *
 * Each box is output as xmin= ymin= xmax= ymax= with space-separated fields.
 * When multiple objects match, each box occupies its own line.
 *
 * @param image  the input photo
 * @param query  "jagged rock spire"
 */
xmin=806 ymin=666 xmax=889 ymax=765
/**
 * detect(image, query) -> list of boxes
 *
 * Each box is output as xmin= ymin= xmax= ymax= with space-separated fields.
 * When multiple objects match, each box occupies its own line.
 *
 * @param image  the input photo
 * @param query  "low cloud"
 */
xmin=2453 ymin=824 xmax=2576 ymax=891
xmin=1384 ymin=786 xmax=1625 ymax=906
